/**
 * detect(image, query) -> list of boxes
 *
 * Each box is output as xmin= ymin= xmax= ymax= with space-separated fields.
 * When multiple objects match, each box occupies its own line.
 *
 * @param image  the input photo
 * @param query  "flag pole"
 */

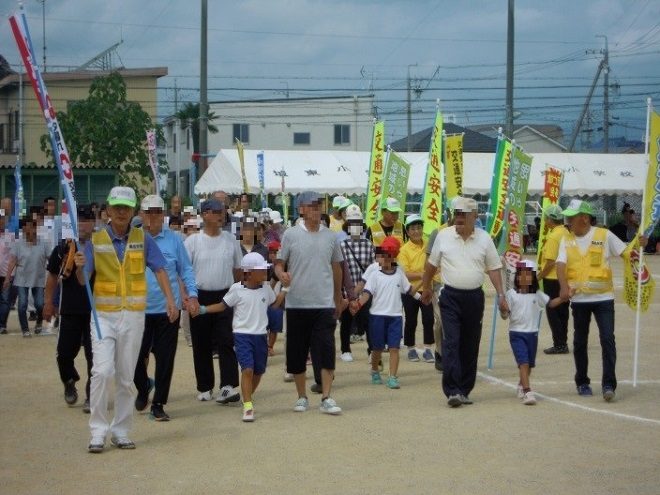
xmin=632 ymin=97 xmax=652 ymax=387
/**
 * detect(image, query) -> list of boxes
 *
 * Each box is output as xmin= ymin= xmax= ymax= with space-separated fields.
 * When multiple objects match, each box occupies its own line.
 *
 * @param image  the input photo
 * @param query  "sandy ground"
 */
xmin=1 ymin=256 xmax=659 ymax=495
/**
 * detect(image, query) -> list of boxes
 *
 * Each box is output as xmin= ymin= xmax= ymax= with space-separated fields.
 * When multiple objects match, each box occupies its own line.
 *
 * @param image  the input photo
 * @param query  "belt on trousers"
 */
xmin=443 ymin=285 xmax=483 ymax=294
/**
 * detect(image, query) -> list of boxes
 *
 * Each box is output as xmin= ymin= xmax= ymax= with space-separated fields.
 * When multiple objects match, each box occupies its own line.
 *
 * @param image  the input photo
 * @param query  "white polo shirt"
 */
xmin=428 ymin=226 xmax=502 ymax=290
xmin=222 ymin=282 xmax=276 ymax=335
xmin=364 ymin=268 xmax=411 ymax=317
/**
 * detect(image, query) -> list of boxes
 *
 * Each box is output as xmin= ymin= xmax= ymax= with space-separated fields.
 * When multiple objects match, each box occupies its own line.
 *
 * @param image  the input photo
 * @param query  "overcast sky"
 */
xmin=2 ymin=0 xmax=659 ymax=146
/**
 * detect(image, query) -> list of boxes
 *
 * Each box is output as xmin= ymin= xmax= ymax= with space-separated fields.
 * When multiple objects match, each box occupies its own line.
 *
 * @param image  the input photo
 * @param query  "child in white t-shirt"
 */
xmin=502 ymin=260 xmax=568 ymax=405
xmin=200 ymin=252 xmax=285 ymax=421
xmin=353 ymin=237 xmax=420 ymax=389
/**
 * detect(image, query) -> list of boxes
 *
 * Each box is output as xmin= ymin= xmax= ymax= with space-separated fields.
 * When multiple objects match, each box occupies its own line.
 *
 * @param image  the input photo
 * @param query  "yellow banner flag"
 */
xmin=622 ymin=109 xmax=660 ymax=312
xmin=622 ymin=235 xmax=655 ymax=312
xmin=235 ymin=138 xmax=249 ymax=193
xmin=366 ymin=121 xmax=386 ymax=227
xmin=444 ymin=134 xmax=464 ymax=201
xmin=420 ymin=111 xmax=443 ymax=238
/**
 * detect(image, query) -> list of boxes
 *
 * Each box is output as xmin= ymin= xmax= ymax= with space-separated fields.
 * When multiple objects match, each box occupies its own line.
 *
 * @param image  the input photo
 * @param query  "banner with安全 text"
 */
xmin=444 ymin=134 xmax=464 ymax=202
xmin=420 ymin=111 xmax=443 ymax=238
xmin=486 ymin=137 xmax=512 ymax=240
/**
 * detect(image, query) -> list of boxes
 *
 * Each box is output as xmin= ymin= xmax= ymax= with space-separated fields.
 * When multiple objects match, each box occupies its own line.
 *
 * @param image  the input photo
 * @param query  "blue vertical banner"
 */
xmin=11 ymin=157 xmax=23 ymax=234
xmin=257 ymin=151 xmax=266 ymax=208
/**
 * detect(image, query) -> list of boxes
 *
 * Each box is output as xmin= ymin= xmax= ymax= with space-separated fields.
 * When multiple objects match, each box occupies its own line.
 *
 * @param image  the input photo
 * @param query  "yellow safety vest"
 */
xmin=92 ymin=227 xmax=147 ymax=312
xmin=371 ymin=221 xmax=404 ymax=247
xmin=565 ymin=227 xmax=613 ymax=294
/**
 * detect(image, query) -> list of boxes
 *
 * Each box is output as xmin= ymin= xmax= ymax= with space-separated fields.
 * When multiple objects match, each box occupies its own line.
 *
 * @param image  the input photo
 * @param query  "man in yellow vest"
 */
xmin=366 ymin=197 xmax=406 ymax=247
xmin=537 ymin=204 xmax=571 ymax=355
xmin=75 ymin=186 xmax=178 ymax=453
xmin=556 ymin=199 xmax=627 ymax=402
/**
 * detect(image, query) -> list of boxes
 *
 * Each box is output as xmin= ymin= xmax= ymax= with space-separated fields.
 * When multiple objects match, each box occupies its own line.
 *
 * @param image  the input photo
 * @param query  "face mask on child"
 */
xmin=348 ymin=225 xmax=363 ymax=236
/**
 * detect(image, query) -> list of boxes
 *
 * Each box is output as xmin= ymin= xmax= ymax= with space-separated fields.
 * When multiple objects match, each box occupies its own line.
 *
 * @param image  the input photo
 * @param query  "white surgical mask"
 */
xmin=348 ymin=225 xmax=363 ymax=236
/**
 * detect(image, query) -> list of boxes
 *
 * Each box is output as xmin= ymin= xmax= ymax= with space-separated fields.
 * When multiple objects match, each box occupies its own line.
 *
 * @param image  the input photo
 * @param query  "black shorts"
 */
xmin=286 ymin=308 xmax=336 ymax=375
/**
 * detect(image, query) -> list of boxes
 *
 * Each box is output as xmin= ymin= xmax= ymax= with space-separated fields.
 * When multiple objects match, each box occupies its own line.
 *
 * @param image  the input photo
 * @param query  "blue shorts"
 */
xmin=267 ymin=306 xmax=284 ymax=333
xmin=368 ymin=315 xmax=403 ymax=351
xmin=509 ymin=331 xmax=538 ymax=368
xmin=234 ymin=333 xmax=268 ymax=375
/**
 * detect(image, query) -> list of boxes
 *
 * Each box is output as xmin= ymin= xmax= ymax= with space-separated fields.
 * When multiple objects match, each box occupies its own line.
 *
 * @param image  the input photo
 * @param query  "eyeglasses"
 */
xmin=143 ymin=208 xmax=163 ymax=215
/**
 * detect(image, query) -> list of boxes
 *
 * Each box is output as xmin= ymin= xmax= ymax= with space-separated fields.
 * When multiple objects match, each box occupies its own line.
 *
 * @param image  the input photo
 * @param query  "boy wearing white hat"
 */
xmin=199 ymin=252 xmax=285 ymax=421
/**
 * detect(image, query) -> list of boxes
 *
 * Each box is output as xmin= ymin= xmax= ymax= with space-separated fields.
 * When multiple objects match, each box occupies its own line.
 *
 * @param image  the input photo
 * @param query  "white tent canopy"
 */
xmin=195 ymin=149 xmax=647 ymax=197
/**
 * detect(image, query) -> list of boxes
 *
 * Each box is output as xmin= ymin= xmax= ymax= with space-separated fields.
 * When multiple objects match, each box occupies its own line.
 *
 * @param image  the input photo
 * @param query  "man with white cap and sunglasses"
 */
xmin=421 ymin=196 xmax=508 ymax=407
xmin=133 ymin=195 xmax=199 ymax=421
xmin=74 ymin=186 xmax=178 ymax=453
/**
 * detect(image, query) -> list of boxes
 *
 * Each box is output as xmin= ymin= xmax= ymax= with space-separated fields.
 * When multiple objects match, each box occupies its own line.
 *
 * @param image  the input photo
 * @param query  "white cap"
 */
xmin=183 ymin=206 xmax=196 ymax=214
xmin=140 ymin=195 xmax=165 ymax=211
xmin=241 ymin=252 xmax=271 ymax=270
xmin=516 ymin=259 xmax=537 ymax=271
xmin=269 ymin=211 xmax=283 ymax=224
xmin=452 ymin=196 xmax=478 ymax=212
xmin=332 ymin=195 xmax=351 ymax=209
xmin=345 ymin=204 xmax=363 ymax=221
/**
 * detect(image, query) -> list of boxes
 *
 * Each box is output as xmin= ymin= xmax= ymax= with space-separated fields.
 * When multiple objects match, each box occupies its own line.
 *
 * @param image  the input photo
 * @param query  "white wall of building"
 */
xmin=209 ymin=95 xmax=375 ymax=153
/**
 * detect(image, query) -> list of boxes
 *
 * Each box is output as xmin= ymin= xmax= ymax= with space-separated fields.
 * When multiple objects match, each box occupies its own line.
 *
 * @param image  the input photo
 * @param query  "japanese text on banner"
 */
xmin=366 ymin=121 xmax=385 ymax=226
xmin=420 ymin=111 xmax=443 ymax=238
xmin=444 ymin=134 xmax=464 ymax=201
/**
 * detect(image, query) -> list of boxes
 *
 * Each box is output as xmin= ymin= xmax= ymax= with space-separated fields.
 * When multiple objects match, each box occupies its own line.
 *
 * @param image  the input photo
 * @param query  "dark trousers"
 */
xmin=402 ymin=292 xmax=435 ymax=347
xmin=134 ymin=313 xmax=180 ymax=405
xmin=190 ymin=289 xmax=238 ymax=392
xmin=0 ymin=277 xmax=12 ymax=328
xmin=17 ymin=286 xmax=43 ymax=331
xmin=543 ymin=279 xmax=570 ymax=347
xmin=572 ymin=300 xmax=617 ymax=390
xmin=439 ymin=286 xmax=485 ymax=398
xmin=56 ymin=313 xmax=93 ymax=400
xmin=338 ymin=300 xmax=370 ymax=353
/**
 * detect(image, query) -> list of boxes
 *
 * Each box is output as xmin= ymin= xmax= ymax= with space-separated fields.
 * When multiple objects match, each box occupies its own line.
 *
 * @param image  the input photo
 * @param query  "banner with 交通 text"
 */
xmin=420 ymin=111 xmax=443 ymax=238
xmin=365 ymin=121 xmax=385 ymax=226
xmin=444 ymin=134 xmax=464 ymax=202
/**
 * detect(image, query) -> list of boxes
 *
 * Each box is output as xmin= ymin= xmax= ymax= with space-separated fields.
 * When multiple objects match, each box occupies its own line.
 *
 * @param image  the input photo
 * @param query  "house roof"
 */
xmin=0 ymin=67 xmax=168 ymax=91
xmin=389 ymin=123 xmax=498 ymax=152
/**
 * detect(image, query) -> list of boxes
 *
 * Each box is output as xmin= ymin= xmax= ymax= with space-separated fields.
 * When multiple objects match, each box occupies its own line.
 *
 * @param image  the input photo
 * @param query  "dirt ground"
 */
xmin=1 ymin=256 xmax=659 ymax=495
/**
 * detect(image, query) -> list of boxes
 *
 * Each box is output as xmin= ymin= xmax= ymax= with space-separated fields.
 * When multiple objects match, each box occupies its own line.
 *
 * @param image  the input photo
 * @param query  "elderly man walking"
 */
xmin=134 ymin=195 xmax=199 ymax=421
xmin=185 ymin=198 xmax=242 ymax=403
xmin=556 ymin=199 xmax=629 ymax=402
xmin=75 ymin=186 xmax=178 ymax=453
xmin=421 ymin=197 xmax=508 ymax=407
xmin=274 ymin=191 xmax=344 ymax=415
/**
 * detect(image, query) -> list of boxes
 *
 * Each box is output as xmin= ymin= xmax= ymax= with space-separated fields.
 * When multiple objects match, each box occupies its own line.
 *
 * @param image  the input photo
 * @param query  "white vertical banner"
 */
xmin=146 ymin=129 xmax=160 ymax=194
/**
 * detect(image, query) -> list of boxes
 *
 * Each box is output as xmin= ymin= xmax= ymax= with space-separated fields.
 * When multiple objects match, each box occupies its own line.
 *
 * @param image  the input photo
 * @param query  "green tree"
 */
xmin=174 ymin=102 xmax=219 ymax=153
xmin=40 ymin=71 xmax=166 ymax=192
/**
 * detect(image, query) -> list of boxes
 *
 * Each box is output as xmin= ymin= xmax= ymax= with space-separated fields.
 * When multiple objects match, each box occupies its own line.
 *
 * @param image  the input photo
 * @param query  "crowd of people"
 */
xmin=0 ymin=186 xmax=641 ymax=453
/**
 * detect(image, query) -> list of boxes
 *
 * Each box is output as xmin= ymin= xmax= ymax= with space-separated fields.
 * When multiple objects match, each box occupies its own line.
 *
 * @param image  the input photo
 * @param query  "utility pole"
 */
xmin=173 ymin=78 xmax=179 ymax=113
xmin=199 ymin=0 xmax=208 ymax=174
xmin=406 ymin=63 xmax=417 ymax=152
xmin=505 ymin=0 xmax=515 ymax=139
xmin=37 ymin=0 xmax=46 ymax=72
xmin=598 ymin=35 xmax=610 ymax=153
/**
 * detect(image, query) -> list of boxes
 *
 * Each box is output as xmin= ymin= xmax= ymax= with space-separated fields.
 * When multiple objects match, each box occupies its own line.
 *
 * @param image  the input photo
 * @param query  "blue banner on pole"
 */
xmin=257 ymin=152 xmax=266 ymax=208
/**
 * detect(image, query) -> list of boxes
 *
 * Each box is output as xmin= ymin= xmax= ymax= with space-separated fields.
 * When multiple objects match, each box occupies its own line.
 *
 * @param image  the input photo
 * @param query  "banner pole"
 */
xmin=633 ymin=97 xmax=652 ymax=387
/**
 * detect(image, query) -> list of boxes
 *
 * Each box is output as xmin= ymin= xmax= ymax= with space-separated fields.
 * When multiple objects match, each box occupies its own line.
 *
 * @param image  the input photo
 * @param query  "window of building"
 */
xmin=13 ymin=111 xmax=19 ymax=144
xmin=334 ymin=124 xmax=350 ymax=145
xmin=0 ymin=124 xmax=4 ymax=152
xmin=293 ymin=132 xmax=311 ymax=145
xmin=233 ymin=123 xmax=249 ymax=144
xmin=173 ymin=132 xmax=177 ymax=153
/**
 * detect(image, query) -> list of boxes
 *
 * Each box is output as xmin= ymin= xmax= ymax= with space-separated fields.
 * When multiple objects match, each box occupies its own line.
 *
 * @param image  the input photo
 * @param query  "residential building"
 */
xmin=467 ymin=124 xmax=567 ymax=153
xmin=0 ymin=65 xmax=167 ymax=207
xmin=389 ymin=123 xmax=498 ymax=152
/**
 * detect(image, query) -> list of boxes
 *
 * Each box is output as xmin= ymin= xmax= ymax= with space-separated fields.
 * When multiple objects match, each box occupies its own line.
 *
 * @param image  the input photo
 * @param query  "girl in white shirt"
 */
xmin=502 ymin=260 xmax=567 ymax=405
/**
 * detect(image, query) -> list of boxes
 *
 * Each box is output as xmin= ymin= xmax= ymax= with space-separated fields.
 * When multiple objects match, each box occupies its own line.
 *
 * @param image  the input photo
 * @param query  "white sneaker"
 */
xmin=516 ymin=384 xmax=524 ymax=399
xmin=320 ymin=397 xmax=342 ymax=415
xmin=293 ymin=397 xmax=309 ymax=412
xmin=197 ymin=390 xmax=213 ymax=401
xmin=283 ymin=372 xmax=294 ymax=382
xmin=216 ymin=385 xmax=240 ymax=404
xmin=340 ymin=352 xmax=353 ymax=362
xmin=522 ymin=391 xmax=537 ymax=405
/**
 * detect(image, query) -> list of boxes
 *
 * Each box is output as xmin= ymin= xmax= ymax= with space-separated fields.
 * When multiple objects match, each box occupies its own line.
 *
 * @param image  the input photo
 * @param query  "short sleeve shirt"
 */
xmin=428 ymin=226 xmax=502 ymax=289
xmin=363 ymin=268 xmax=411 ymax=316
xmin=222 ymin=282 xmax=275 ymax=335
xmin=279 ymin=225 xmax=343 ymax=308
xmin=185 ymin=231 xmax=242 ymax=290
xmin=505 ymin=290 xmax=549 ymax=333
xmin=10 ymin=239 xmax=49 ymax=288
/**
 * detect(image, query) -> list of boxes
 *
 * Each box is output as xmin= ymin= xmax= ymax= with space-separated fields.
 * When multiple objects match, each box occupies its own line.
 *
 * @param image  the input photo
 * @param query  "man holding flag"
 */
xmin=75 ymin=186 xmax=178 ymax=453
xmin=556 ymin=199 xmax=646 ymax=402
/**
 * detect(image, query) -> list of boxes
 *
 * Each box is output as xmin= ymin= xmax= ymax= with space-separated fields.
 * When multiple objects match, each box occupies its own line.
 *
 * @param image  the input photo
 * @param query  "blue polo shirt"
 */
xmin=145 ymin=227 xmax=197 ymax=314
xmin=83 ymin=224 xmax=167 ymax=281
